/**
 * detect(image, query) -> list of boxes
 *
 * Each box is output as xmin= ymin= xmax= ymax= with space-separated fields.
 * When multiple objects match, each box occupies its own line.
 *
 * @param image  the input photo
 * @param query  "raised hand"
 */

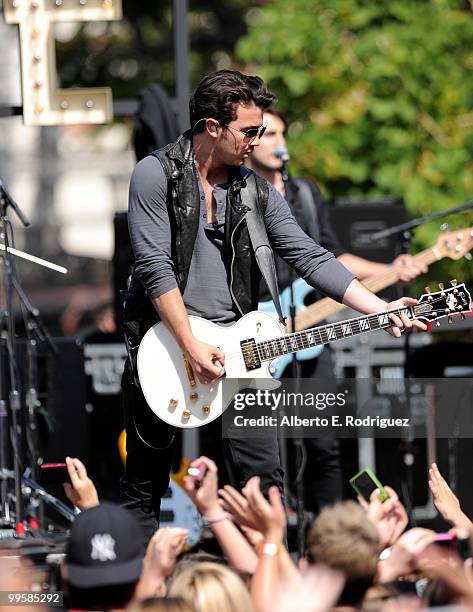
xmin=63 ymin=456 xmax=99 ymax=511
xmin=429 ymin=462 xmax=473 ymax=529
xmin=377 ymin=527 xmax=437 ymax=582
xmin=243 ymin=476 xmax=286 ymax=542
xmin=183 ymin=456 xmax=222 ymax=518
xmin=144 ymin=527 xmax=188 ymax=578
xmin=219 ymin=483 xmax=261 ymax=530
xmin=362 ymin=485 xmax=408 ymax=549
xmin=136 ymin=526 xmax=188 ymax=598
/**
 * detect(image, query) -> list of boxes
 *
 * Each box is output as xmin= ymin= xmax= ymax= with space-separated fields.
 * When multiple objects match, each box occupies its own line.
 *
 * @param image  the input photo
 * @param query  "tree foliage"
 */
xmin=237 ymin=0 xmax=473 ymax=284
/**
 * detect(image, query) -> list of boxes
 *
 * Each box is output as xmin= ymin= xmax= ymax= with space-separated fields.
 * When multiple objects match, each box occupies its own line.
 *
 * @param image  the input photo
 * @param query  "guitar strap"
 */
xmin=242 ymin=172 xmax=286 ymax=326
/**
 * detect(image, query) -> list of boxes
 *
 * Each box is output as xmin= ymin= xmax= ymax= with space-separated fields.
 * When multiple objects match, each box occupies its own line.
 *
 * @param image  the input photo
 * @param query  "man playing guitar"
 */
xmin=121 ymin=69 xmax=426 ymax=542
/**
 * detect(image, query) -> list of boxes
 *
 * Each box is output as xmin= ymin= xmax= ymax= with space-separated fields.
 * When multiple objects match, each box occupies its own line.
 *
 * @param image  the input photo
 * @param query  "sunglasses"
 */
xmin=225 ymin=124 xmax=267 ymax=140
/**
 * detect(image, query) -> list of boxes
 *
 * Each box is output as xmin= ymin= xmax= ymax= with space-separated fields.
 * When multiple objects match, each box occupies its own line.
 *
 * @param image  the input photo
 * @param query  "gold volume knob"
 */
xmin=202 ymin=404 xmax=210 ymax=415
xmin=182 ymin=409 xmax=191 ymax=419
xmin=169 ymin=398 xmax=178 ymax=408
xmin=190 ymin=392 xmax=198 ymax=401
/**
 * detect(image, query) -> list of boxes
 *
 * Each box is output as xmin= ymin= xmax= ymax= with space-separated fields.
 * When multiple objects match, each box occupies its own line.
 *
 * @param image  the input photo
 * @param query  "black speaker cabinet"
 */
xmin=2 ymin=338 xmax=89 ymax=466
xmin=329 ymin=197 xmax=407 ymax=301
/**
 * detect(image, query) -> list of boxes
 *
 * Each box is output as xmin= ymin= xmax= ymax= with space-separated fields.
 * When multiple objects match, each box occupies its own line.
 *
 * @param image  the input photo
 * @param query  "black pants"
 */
xmin=120 ymin=363 xmax=284 ymax=544
xmin=285 ymin=348 xmax=342 ymax=514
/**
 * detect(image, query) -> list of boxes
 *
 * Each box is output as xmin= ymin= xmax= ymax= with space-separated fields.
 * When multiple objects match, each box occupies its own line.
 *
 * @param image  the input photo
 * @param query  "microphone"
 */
xmin=273 ymin=146 xmax=290 ymax=163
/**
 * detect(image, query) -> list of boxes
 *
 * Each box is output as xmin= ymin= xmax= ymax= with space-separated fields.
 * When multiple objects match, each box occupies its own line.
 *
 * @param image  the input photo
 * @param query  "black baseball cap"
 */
xmin=66 ymin=502 xmax=144 ymax=588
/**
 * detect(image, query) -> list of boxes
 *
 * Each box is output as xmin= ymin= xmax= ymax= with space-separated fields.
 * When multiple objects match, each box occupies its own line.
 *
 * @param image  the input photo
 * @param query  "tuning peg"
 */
xmin=438 ymin=283 xmax=445 ymax=291
xmin=450 ymin=279 xmax=457 ymax=287
xmin=465 ymin=252 xmax=472 ymax=261
xmin=448 ymin=316 xmax=453 ymax=325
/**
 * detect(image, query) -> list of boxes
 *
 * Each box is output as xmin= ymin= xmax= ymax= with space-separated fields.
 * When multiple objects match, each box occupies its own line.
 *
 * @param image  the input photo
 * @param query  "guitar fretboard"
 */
xmin=256 ymin=306 xmax=414 ymax=362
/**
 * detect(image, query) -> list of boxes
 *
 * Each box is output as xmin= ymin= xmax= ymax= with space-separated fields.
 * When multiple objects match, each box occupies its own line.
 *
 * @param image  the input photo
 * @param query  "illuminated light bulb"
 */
xmin=59 ymin=100 xmax=69 ymax=110
xmin=31 ymin=28 xmax=41 ymax=39
xmin=85 ymin=99 xmax=94 ymax=109
xmin=12 ymin=0 xmax=20 ymax=8
xmin=102 ymin=0 xmax=113 ymax=7
xmin=55 ymin=0 xmax=63 ymax=5
xmin=79 ymin=0 xmax=87 ymax=4
xmin=34 ymin=103 xmax=44 ymax=114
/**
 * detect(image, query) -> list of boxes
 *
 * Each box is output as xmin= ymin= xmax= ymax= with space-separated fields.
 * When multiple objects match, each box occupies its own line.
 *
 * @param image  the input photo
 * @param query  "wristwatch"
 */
xmin=258 ymin=542 xmax=280 ymax=557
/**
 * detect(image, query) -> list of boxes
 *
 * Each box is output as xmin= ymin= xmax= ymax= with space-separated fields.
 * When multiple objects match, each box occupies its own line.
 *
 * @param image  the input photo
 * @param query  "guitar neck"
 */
xmin=256 ymin=305 xmax=417 ymax=363
xmin=294 ymin=248 xmax=438 ymax=330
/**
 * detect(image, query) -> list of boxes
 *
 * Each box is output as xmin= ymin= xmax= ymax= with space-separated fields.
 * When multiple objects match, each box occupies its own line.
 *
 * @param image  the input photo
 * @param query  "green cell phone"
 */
xmin=349 ymin=468 xmax=390 ymax=503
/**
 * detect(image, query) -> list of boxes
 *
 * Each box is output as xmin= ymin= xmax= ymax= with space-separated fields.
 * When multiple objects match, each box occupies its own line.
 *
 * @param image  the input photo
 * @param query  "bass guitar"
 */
xmin=259 ymin=226 xmax=473 ymax=377
xmin=137 ymin=282 xmax=471 ymax=428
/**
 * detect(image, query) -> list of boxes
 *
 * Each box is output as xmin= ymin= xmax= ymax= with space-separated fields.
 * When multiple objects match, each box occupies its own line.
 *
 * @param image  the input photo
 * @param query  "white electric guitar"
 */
xmin=137 ymin=282 xmax=471 ymax=428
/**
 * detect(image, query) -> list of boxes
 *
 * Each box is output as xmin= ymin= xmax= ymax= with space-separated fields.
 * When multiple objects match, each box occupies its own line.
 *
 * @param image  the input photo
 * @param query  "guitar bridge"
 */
xmin=240 ymin=338 xmax=261 ymax=371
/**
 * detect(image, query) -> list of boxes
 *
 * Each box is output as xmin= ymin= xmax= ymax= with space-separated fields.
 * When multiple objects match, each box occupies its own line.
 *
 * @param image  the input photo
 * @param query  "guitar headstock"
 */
xmin=435 ymin=227 xmax=473 ymax=260
xmin=414 ymin=281 xmax=472 ymax=325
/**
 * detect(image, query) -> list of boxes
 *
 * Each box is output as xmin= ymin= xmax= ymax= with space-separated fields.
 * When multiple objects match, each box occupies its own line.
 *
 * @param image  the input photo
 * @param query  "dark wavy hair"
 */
xmin=189 ymin=69 xmax=276 ymax=133
xmin=264 ymin=107 xmax=288 ymax=134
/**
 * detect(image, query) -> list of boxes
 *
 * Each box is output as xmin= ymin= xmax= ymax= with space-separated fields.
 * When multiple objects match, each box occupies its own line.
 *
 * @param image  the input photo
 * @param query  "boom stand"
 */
xmin=0 ymin=183 xmax=29 ymax=533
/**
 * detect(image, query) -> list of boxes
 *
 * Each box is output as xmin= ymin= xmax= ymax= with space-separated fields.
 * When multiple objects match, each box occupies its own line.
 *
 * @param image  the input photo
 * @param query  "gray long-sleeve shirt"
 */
xmin=128 ymin=155 xmax=355 ymax=323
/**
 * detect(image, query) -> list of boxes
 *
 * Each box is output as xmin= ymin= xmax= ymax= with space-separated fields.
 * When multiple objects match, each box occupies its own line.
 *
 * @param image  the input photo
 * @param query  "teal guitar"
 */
xmin=258 ymin=277 xmax=323 ymax=378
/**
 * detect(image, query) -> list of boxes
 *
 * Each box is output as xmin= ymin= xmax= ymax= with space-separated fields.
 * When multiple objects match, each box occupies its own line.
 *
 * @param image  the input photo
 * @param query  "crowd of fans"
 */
xmin=1 ymin=456 xmax=473 ymax=612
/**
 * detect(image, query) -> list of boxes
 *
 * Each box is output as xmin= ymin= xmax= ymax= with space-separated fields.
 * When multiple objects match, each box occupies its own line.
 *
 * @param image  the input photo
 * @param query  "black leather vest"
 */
xmin=122 ymin=131 xmax=270 ymax=351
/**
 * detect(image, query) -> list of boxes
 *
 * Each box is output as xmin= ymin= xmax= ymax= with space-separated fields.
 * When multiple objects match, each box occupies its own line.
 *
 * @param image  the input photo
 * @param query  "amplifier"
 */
xmin=329 ymin=197 xmax=407 ymax=301
xmin=329 ymin=196 xmax=407 ymax=260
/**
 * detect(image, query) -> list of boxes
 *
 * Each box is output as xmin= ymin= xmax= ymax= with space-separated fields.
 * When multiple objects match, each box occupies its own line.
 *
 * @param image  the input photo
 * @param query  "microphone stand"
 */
xmin=0 ymin=177 xmax=61 ymax=536
xmin=13 ymin=277 xmax=58 ymax=531
xmin=0 ymin=179 xmax=29 ymax=534
xmin=281 ymin=164 xmax=308 ymax=559
xmin=370 ymin=198 xmax=473 ymax=241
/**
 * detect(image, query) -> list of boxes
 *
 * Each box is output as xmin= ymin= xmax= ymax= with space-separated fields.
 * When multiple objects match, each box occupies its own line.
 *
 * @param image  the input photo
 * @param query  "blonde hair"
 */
xmin=306 ymin=501 xmax=381 ymax=607
xmin=307 ymin=500 xmax=380 ymax=579
xmin=168 ymin=562 xmax=253 ymax=612
xmin=128 ymin=598 xmax=194 ymax=612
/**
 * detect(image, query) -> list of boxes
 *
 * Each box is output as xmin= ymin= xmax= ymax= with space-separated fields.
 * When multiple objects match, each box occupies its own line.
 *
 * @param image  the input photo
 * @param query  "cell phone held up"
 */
xmin=39 ymin=462 xmax=71 ymax=485
xmin=349 ymin=468 xmax=390 ymax=503
xmin=187 ymin=462 xmax=208 ymax=489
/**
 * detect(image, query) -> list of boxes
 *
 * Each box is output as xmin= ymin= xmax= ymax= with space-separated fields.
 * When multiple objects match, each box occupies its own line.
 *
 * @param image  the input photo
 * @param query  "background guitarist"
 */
xmin=121 ymin=70 xmax=426 ymax=543
xmin=247 ymin=108 xmax=427 ymax=516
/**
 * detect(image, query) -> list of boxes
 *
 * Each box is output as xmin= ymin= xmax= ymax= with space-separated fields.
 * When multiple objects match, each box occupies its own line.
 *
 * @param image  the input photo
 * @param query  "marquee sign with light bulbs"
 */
xmin=3 ymin=0 xmax=122 ymax=126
